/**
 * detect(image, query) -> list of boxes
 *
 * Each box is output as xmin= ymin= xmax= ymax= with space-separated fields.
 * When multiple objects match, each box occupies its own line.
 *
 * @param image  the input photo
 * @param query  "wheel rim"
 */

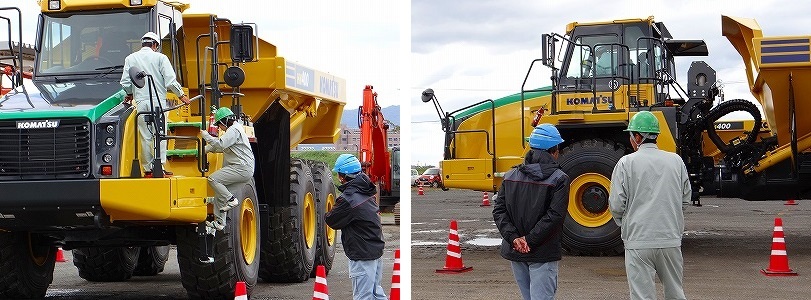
xmin=568 ymin=173 xmax=613 ymax=228
xmin=240 ymin=197 xmax=257 ymax=264
xmin=304 ymin=192 xmax=316 ymax=249
xmin=325 ymin=193 xmax=336 ymax=246
xmin=26 ymin=233 xmax=49 ymax=266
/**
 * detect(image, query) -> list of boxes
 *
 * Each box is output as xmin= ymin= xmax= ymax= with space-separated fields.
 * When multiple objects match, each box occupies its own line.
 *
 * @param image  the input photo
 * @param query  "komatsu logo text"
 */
xmin=16 ymin=120 xmax=60 ymax=129
xmin=565 ymin=96 xmax=614 ymax=105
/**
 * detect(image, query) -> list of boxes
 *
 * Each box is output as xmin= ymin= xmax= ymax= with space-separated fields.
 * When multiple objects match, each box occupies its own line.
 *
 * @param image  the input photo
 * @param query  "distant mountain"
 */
xmin=341 ymin=105 xmax=400 ymax=128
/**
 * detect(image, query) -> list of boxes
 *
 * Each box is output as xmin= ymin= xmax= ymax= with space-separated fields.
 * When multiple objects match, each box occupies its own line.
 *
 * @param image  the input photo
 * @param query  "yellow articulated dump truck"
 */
xmin=423 ymin=16 xmax=809 ymax=256
xmin=0 ymin=1 xmax=345 ymax=298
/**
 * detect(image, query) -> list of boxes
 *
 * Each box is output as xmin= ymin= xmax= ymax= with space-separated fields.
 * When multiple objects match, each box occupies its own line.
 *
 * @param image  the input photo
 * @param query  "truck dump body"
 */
xmin=181 ymin=14 xmax=346 ymax=148
xmin=723 ymin=15 xmax=811 ymax=173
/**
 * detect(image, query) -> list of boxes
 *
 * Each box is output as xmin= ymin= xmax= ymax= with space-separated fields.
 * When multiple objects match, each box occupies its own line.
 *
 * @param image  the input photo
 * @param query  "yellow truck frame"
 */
xmin=0 ymin=1 xmax=346 ymax=298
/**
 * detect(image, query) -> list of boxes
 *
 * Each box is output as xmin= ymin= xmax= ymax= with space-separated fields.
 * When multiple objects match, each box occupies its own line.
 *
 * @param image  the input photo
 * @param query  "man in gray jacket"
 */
xmin=608 ymin=111 xmax=690 ymax=300
xmin=200 ymin=107 xmax=254 ymax=230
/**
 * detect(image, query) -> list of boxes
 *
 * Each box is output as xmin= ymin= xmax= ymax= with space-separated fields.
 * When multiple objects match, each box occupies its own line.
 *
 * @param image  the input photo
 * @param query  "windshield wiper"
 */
xmin=53 ymin=65 xmax=125 ymax=83
xmin=95 ymin=65 xmax=124 ymax=71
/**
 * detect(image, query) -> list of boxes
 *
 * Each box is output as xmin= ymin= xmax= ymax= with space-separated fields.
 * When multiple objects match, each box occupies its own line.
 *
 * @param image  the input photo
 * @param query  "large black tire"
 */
xmin=558 ymin=139 xmax=626 ymax=256
xmin=133 ymin=246 xmax=170 ymax=276
xmin=309 ymin=161 xmax=337 ymax=277
xmin=73 ymin=247 xmax=139 ymax=281
xmin=176 ymin=180 xmax=260 ymax=299
xmin=0 ymin=232 xmax=56 ymax=298
xmin=259 ymin=159 xmax=317 ymax=282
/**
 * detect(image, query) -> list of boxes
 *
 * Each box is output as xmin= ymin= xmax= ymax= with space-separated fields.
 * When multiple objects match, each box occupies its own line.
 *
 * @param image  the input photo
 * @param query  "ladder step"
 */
xmin=166 ymin=149 xmax=199 ymax=158
xmin=167 ymin=121 xmax=205 ymax=129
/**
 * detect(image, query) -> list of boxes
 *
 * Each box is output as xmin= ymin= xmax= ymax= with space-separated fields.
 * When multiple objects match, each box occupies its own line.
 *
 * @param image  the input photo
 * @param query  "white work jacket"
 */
xmin=608 ymin=143 xmax=691 ymax=249
xmin=120 ymin=47 xmax=184 ymax=109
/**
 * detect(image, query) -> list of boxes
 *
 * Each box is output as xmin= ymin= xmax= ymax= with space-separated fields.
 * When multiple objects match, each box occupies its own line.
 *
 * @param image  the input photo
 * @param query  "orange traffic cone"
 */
xmin=55 ymin=248 xmax=66 ymax=263
xmin=391 ymin=249 xmax=400 ymax=300
xmin=436 ymin=220 xmax=473 ymax=273
xmin=480 ymin=191 xmax=491 ymax=207
xmin=761 ymin=217 xmax=798 ymax=276
xmin=233 ymin=281 xmax=247 ymax=300
xmin=313 ymin=265 xmax=329 ymax=300
xmin=785 ymin=199 xmax=798 ymax=206
xmin=418 ymin=186 xmax=424 ymax=196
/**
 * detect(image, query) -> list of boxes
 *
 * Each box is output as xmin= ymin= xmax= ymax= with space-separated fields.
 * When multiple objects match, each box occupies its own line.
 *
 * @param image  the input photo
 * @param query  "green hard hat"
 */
xmin=625 ymin=111 xmax=660 ymax=134
xmin=214 ymin=107 xmax=234 ymax=124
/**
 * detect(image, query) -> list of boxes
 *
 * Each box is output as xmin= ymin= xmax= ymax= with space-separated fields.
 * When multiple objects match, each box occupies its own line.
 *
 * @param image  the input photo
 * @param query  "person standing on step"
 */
xmin=120 ymin=31 xmax=190 ymax=177
xmin=325 ymin=154 xmax=387 ymax=300
xmin=609 ymin=110 xmax=690 ymax=300
xmin=200 ymin=107 xmax=254 ymax=230
xmin=493 ymin=123 xmax=570 ymax=300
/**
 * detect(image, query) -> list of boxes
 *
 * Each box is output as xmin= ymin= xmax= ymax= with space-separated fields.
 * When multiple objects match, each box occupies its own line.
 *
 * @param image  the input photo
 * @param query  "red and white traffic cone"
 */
xmin=390 ymin=249 xmax=400 ymax=300
xmin=233 ymin=281 xmax=247 ymax=300
xmin=480 ymin=191 xmax=491 ymax=207
xmin=55 ymin=247 xmax=66 ymax=263
xmin=761 ymin=217 xmax=798 ymax=276
xmin=785 ymin=199 xmax=798 ymax=206
xmin=436 ymin=220 xmax=473 ymax=274
xmin=418 ymin=186 xmax=424 ymax=196
xmin=313 ymin=265 xmax=329 ymax=300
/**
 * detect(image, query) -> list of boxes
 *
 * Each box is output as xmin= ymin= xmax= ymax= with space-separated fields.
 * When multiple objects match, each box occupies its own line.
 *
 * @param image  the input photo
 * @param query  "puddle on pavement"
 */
xmin=413 ymin=229 xmax=445 ymax=234
xmin=411 ymin=241 xmax=445 ymax=246
xmin=465 ymin=237 xmax=502 ymax=246
xmin=683 ymin=230 xmax=722 ymax=236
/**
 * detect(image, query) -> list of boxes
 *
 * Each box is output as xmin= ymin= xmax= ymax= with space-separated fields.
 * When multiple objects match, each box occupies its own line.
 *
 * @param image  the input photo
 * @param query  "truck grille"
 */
xmin=0 ymin=119 xmax=91 ymax=180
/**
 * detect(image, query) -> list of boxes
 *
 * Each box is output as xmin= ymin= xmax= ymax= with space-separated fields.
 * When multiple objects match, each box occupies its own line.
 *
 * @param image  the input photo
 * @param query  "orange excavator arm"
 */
xmin=358 ymin=85 xmax=392 ymax=193
xmin=0 ymin=65 xmax=32 ymax=96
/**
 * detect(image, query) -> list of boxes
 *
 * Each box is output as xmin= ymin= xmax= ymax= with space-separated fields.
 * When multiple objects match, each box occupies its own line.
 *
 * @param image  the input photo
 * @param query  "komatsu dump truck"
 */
xmin=423 ymin=15 xmax=811 ymax=256
xmin=0 ymin=1 xmax=346 ymax=298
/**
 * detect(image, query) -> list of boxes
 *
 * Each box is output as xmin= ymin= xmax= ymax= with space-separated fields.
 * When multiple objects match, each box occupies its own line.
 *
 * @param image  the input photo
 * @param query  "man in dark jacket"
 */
xmin=325 ymin=154 xmax=387 ymax=300
xmin=493 ymin=123 xmax=570 ymax=300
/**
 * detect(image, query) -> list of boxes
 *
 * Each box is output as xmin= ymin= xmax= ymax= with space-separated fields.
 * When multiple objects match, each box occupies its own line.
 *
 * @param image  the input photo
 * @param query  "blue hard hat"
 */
xmin=527 ymin=123 xmax=564 ymax=150
xmin=333 ymin=154 xmax=362 ymax=175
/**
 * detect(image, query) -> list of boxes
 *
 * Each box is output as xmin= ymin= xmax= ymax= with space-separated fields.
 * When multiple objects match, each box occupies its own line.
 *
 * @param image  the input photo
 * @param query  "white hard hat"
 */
xmin=141 ymin=32 xmax=160 ymax=45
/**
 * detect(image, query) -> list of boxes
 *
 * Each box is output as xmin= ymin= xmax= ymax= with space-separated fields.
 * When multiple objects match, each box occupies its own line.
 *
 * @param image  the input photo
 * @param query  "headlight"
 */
xmin=106 ymin=124 xmax=115 ymax=134
xmin=105 ymin=137 xmax=114 ymax=146
xmin=102 ymin=154 xmax=112 ymax=163
xmin=130 ymin=0 xmax=142 ymax=5
xmin=49 ymin=0 xmax=60 ymax=10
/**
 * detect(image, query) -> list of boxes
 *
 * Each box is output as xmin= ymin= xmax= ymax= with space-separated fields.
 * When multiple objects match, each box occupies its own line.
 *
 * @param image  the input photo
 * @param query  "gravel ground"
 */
xmin=412 ymin=187 xmax=811 ymax=300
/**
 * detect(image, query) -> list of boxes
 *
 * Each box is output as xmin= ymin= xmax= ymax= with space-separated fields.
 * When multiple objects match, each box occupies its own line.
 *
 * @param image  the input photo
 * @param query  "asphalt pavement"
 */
xmin=45 ymin=215 xmax=399 ymax=300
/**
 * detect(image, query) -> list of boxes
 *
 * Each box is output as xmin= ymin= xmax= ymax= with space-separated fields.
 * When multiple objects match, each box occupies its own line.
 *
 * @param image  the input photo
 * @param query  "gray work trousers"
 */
xmin=625 ymin=247 xmax=686 ymax=300
xmin=136 ymin=101 xmax=168 ymax=172
xmin=208 ymin=164 xmax=253 ymax=220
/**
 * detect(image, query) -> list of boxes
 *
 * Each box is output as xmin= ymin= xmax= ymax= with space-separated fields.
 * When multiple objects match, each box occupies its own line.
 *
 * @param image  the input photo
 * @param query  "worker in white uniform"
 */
xmin=120 ymin=32 xmax=190 ymax=177
xmin=608 ymin=111 xmax=690 ymax=300
xmin=200 ymin=107 xmax=255 ymax=230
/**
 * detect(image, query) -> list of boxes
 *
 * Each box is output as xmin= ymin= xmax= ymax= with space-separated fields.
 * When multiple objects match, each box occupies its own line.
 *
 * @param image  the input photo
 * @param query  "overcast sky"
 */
xmin=411 ymin=0 xmax=811 ymax=166
xmin=9 ymin=0 xmax=402 ymax=110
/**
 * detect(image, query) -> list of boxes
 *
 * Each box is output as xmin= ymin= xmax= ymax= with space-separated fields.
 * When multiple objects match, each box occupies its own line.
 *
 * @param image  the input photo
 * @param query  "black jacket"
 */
xmin=493 ymin=150 xmax=569 ymax=263
xmin=325 ymin=173 xmax=385 ymax=261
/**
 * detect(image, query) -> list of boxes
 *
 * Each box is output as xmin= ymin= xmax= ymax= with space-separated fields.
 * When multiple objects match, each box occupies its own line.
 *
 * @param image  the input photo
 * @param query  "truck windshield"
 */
xmin=38 ymin=9 xmax=150 ymax=76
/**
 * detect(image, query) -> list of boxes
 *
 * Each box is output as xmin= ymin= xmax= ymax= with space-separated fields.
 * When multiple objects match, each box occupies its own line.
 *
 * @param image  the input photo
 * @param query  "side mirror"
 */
xmin=541 ymin=34 xmax=556 ymax=68
xmin=230 ymin=24 xmax=254 ymax=62
xmin=129 ymin=66 xmax=146 ymax=89
xmin=421 ymin=88 xmax=434 ymax=103
xmin=223 ymin=66 xmax=245 ymax=88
